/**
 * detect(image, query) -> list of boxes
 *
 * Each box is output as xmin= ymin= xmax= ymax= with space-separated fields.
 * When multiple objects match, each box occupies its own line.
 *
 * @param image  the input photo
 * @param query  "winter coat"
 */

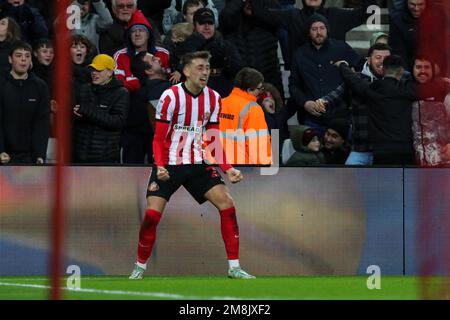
xmin=220 ymin=0 xmax=283 ymax=96
xmin=113 ymin=10 xmax=170 ymax=93
xmin=72 ymin=76 xmax=129 ymax=163
xmin=339 ymin=64 xmax=418 ymax=157
xmin=0 ymin=72 xmax=50 ymax=162
xmin=98 ymin=18 xmax=127 ymax=57
xmin=0 ymin=41 xmax=11 ymax=74
xmin=71 ymin=0 xmax=113 ymax=50
xmin=389 ymin=0 xmax=445 ymax=71
xmin=250 ymin=0 xmax=377 ymax=66
xmin=181 ymin=30 xmax=242 ymax=97
xmin=1 ymin=2 xmax=48 ymax=45
xmin=289 ymin=38 xmax=363 ymax=127
xmin=286 ymin=125 xmax=325 ymax=166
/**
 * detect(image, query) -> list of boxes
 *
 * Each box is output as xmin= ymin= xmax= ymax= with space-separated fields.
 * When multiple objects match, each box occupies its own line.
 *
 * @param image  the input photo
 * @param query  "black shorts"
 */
xmin=146 ymin=164 xmax=225 ymax=204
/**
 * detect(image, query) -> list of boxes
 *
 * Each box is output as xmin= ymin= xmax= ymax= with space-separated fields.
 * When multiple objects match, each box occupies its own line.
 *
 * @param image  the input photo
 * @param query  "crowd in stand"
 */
xmin=0 ymin=0 xmax=449 ymax=166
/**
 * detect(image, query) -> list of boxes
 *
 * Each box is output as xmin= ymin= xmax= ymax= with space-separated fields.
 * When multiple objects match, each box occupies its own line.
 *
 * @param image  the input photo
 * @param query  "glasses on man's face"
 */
xmin=256 ymin=85 xmax=264 ymax=91
xmin=116 ymin=3 xmax=134 ymax=10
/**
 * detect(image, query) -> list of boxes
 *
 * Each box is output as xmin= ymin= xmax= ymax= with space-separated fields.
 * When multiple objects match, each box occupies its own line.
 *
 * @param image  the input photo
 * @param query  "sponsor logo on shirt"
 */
xmin=173 ymin=124 xmax=202 ymax=134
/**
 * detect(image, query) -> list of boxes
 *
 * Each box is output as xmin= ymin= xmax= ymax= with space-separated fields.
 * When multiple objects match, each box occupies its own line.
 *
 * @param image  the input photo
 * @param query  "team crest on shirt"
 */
xmin=148 ymin=182 xmax=159 ymax=192
xmin=203 ymin=112 xmax=211 ymax=121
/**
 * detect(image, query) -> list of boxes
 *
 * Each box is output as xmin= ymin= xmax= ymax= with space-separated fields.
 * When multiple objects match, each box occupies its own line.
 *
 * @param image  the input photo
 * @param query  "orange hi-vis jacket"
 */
xmin=219 ymin=88 xmax=272 ymax=165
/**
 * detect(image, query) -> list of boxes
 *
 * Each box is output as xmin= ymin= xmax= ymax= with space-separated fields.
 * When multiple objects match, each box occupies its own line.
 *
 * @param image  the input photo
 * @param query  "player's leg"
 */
xmin=130 ymin=196 xmax=167 ymax=279
xmin=204 ymin=185 xmax=255 ymax=279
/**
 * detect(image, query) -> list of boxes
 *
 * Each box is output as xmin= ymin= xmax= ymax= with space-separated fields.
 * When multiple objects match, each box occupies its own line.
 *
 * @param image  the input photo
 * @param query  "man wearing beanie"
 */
xmin=289 ymin=14 xmax=363 ymax=133
xmin=321 ymin=118 xmax=350 ymax=164
xmin=249 ymin=0 xmax=376 ymax=69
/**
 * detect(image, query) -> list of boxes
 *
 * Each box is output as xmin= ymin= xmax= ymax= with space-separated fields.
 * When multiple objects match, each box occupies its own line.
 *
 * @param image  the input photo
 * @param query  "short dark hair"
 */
xmin=181 ymin=51 xmax=211 ymax=68
xmin=367 ymin=43 xmax=391 ymax=57
xmin=383 ymin=55 xmax=404 ymax=75
xmin=34 ymin=39 xmax=53 ymax=51
xmin=130 ymin=51 xmax=151 ymax=82
xmin=233 ymin=67 xmax=264 ymax=91
xmin=182 ymin=0 xmax=203 ymax=15
xmin=9 ymin=40 xmax=33 ymax=56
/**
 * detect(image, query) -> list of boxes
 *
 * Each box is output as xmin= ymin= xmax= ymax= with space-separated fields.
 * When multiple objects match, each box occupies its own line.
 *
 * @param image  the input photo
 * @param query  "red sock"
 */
xmin=137 ymin=209 xmax=162 ymax=264
xmin=219 ymin=207 xmax=239 ymax=260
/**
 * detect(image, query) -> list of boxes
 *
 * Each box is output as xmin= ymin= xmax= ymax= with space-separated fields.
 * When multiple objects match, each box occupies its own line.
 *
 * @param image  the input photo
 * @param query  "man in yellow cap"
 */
xmin=72 ymin=53 xmax=130 ymax=163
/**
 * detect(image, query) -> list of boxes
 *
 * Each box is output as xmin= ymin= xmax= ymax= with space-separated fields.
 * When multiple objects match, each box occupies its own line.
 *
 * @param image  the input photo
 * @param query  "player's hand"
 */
xmin=226 ymin=168 xmax=243 ymax=184
xmin=156 ymin=166 xmax=170 ymax=181
xmin=0 ymin=152 xmax=11 ymax=164
xmin=169 ymin=71 xmax=182 ymax=84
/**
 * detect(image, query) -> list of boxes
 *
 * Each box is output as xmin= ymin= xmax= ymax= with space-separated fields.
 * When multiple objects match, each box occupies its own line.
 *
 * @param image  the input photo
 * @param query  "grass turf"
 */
xmin=0 ymin=276 xmax=423 ymax=300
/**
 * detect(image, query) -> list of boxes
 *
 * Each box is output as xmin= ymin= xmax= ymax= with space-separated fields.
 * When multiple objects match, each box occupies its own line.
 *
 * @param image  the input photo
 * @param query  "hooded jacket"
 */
xmin=72 ymin=76 xmax=129 ymax=163
xmin=250 ymin=0 xmax=376 ymax=67
xmin=114 ymin=10 xmax=170 ymax=92
xmin=286 ymin=125 xmax=325 ymax=166
xmin=0 ymin=72 xmax=50 ymax=162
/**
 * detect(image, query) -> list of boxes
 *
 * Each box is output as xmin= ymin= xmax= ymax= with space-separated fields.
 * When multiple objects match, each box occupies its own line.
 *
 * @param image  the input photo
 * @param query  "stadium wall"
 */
xmin=0 ymin=167 xmax=448 ymax=276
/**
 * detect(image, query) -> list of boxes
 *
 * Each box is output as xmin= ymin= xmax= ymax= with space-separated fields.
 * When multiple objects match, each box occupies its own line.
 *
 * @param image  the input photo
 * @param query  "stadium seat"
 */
xmin=282 ymin=139 xmax=295 ymax=164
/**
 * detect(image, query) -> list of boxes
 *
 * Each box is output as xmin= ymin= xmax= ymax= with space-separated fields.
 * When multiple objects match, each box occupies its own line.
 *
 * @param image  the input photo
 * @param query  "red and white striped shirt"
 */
xmin=155 ymin=83 xmax=221 ymax=165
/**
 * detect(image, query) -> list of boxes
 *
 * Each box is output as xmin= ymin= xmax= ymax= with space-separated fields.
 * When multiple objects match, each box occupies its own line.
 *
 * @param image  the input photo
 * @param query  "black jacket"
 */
xmin=0 ymin=72 xmax=50 ymax=162
xmin=289 ymin=38 xmax=363 ymax=126
xmin=98 ymin=18 xmax=128 ymax=58
xmin=339 ymin=64 xmax=418 ymax=156
xmin=181 ymin=31 xmax=242 ymax=97
xmin=0 ymin=41 xmax=11 ymax=74
xmin=250 ymin=0 xmax=376 ymax=66
xmin=72 ymin=76 xmax=129 ymax=163
xmin=220 ymin=0 xmax=283 ymax=96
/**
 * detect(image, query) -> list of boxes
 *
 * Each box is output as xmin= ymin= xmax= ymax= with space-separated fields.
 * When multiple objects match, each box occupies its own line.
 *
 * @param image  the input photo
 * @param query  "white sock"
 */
xmin=136 ymin=261 xmax=147 ymax=270
xmin=228 ymin=259 xmax=240 ymax=269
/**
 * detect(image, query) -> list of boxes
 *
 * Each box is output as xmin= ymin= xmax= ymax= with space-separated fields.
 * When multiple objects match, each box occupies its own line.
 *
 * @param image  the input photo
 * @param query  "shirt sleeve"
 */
xmin=155 ymin=88 xmax=175 ymax=122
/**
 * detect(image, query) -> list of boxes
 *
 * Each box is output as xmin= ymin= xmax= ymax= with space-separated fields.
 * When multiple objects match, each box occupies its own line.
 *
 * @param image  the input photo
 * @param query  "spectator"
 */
xmin=72 ymin=54 xmax=129 ymax=163
xmin=369 ymin=31 xmax=388 ymax=47
xmin=320 ymin=43 xmax=392 ymax=165
xmin=250 ymin=0 xmax=377 ymax=69
xmin=162 ymin=0 xmax=218 ymax=34
xmin=165 ymin=22 xmax=194 ymax=84
xmin=1 ymin=0 xmax=48 ymax=45
xmin=120 ymin=52 xmax=172 ymax=164
xmin=338 ymin=55 xmax=418 ymax=165
xmin=71 ymin=34 xmax=97 ymax=94
xmin=0 ymin=15 xmax=21 ymax=74
xmin=220 ymin=67 xmax=271 ymax=165
xmin=114 ymin=10 xmax=170 ymax=93
xmin=286 ymin=126 xmax=325 ymax=166
xmin=389 ymin=0 xmax=445 ymax=72
xmin=321 ymin=118 xmax=351 ymax=164
xmin=0 ymin=41 xmax=50 ymax=164
xmin=289 ymin=14 xmax=363 ymax=134
xmin=411 ymin=56 xmax=450 ymax=166
xmin=220 ymin=0 xmax=284 ymax=97
xmin=98 ymin=0 xmax=137 ymax=57
xmin=181 ymin=7 xmax=242 ymax=97
xmin=32 ymin=39 xmax=54 ymax=91
xmin=257 ymin=82 xmax=284 ymax=132
xmin=71 ymin=0 xmax=113 ymax=50
xmin=136 ymin=0 xmax=171 ymax=35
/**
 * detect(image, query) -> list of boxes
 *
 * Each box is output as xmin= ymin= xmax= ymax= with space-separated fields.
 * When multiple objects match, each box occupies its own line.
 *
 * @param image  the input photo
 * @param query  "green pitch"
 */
xmin=0 ymin=276 xmax=424 ymax=300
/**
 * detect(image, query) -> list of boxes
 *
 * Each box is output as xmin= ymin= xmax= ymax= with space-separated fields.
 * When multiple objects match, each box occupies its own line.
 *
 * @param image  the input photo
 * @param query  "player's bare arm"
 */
xmin=226 ymin=167 xmax=243 ymax=184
